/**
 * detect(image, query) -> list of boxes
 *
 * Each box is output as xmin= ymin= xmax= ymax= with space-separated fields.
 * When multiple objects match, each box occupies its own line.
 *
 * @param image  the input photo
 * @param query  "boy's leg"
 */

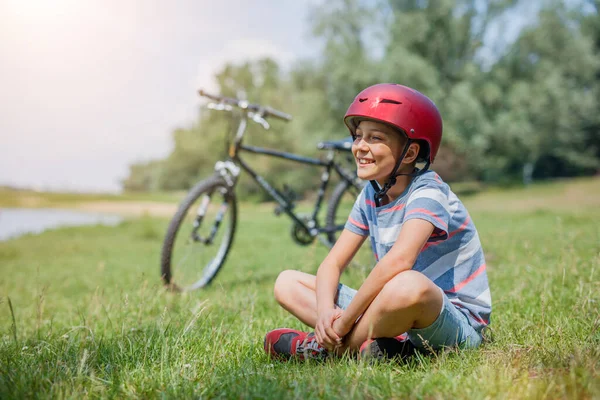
xmin=341 ymin=270 xmax=443 ymax=352
xmin=269 ymin=269 xmax=479 ymax=359
xmin=272 ymin=269 xmax=442 ymax=351
xmin=266 ymin=270 xmax=326 ymax=360
xmin=273 ymin=270 xmax=318 ymax=328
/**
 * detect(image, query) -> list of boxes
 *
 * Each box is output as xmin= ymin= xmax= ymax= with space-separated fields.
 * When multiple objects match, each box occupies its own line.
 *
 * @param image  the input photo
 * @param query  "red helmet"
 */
xmin=344 ymin=83 xmax=443 ymax=163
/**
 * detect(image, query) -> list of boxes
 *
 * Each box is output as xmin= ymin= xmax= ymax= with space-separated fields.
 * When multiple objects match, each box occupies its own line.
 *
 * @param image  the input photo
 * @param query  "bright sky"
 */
xmin=0 ymin=0 xmax=320 ymax=192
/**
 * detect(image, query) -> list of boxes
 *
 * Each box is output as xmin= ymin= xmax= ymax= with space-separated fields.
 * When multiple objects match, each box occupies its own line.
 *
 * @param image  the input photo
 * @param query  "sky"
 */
xmin=0 ymin=0 xmax=321 ymax=192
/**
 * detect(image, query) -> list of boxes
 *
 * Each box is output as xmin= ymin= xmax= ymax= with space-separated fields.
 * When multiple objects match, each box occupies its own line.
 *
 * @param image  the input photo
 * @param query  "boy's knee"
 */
xmin=379 ymin=270 xmax=433 ymax=310
xmin=273 ymin=269 xmax=297 ymax=305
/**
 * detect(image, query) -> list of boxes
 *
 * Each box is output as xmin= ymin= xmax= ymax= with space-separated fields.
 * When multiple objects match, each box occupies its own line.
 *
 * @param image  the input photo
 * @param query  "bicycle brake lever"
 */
xmin=249 ymin=112 xmax=270 ymax=129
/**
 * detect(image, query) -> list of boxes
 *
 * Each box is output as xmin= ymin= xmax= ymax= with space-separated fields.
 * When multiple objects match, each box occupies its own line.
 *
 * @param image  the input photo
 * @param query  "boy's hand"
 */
xmin=332 ymin=315 xmax=353 ymax=338
xmin=315 ymin=308 xmax=343 ymax=350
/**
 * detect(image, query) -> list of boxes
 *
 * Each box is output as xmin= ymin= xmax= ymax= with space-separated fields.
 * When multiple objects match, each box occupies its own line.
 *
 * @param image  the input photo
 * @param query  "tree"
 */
xmin=122 ymin=159 xmax=164 ymax=191
xmin=310 ymin=0 xmax=523 ymax=181
xmin=123 ymin=0 xmax=599 ymax=193
xmin=310 ymin=0 xmax=384 ymax=120
xmin=481 ymin=1 xmax=600 ymax=181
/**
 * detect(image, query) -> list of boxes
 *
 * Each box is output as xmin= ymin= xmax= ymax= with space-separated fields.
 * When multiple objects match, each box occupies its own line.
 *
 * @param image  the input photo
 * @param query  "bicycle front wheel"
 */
xmin=161 ymin=175 xmax=237 ymax=291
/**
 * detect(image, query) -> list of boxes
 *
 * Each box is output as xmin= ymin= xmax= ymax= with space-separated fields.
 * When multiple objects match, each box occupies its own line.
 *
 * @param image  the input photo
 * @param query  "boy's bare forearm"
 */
xmin=315 ymin=262 xmax=341 ymax=314
xmin=315 ymin=230 xmax=366 ymax=315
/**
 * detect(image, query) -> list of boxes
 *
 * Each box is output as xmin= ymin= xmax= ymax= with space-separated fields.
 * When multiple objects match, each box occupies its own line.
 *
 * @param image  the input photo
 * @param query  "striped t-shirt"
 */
xmin=345 ymin=170 xmax=491 ymax=332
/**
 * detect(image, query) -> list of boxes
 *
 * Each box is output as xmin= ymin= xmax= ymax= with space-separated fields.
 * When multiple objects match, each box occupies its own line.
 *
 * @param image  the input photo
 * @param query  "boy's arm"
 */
xmin=315 ymin=229 xmax=366 ymax=347
xmin=316 ymin=229 xmax=367 ymax=313
xmin=333 ymin=218 xmax=434 ymax=336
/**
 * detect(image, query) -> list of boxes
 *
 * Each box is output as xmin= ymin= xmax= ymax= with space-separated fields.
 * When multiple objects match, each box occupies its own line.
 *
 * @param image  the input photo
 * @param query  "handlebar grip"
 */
xmin=198 ymin=89 xmax=238 ymax=106
xmin=198 ymin=89 xmax=221 ymax=101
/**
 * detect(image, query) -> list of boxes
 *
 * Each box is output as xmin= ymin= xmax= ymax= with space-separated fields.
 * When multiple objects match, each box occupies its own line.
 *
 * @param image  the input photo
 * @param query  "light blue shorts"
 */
xmin=335 ymin=283 xmax=482 ymax=350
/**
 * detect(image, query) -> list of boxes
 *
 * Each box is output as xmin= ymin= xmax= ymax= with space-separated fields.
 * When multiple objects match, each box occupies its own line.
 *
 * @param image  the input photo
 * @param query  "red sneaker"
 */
xmin=264 ymin=328 xmax=328 ymax=360
xmin=359 ymin=333 xmax=416 ymax=361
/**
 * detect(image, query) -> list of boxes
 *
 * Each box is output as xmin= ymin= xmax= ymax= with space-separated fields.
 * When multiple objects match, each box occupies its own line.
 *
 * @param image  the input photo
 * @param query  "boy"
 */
xmin=264 ymin=83 xmax=491 ymax=360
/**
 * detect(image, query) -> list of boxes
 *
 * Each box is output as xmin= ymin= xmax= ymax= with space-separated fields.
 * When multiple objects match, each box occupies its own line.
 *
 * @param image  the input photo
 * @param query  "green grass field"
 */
xmin=1 ymin=178 xmax=599 ymax=399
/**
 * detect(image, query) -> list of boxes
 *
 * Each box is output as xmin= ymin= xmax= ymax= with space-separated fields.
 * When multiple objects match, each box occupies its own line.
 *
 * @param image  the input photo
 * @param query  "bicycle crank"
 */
xmin=291 ymin=215 xmax=316 ymax=246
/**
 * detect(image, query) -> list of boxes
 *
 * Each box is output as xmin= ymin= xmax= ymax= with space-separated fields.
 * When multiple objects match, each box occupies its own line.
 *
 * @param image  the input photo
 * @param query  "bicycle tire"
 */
xmin=326 ymin=180 xmax=362 ymax=243
xmin=161 ymin=175 xmax=237 ymax=291
xmin=326 ymin=179 xmax=374 ymax=269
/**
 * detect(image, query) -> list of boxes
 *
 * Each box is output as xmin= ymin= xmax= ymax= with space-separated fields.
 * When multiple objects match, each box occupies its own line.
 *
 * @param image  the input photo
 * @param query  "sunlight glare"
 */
xmin=5 ymin=0 xmax=80 ymax=19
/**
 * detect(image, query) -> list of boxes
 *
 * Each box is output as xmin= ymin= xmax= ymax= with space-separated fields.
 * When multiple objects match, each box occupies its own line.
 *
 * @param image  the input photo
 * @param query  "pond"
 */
xmin=0 ymin=208 xmax=123 ymax=241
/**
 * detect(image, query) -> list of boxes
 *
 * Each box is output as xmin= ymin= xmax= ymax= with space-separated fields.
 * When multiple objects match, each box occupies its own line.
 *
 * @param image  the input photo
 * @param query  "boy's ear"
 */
xmin=403 ymin=142 xmax=421 ymax=164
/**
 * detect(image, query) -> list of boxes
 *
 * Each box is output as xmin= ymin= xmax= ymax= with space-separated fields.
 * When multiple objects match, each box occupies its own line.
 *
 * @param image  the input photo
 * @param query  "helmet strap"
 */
xmin=371 ymin=140 xmax=412 ymax=207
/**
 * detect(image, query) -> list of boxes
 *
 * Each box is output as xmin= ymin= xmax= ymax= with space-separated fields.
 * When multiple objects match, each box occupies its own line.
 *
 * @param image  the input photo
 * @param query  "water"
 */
xmin=0 ymin=208 xmax=122 ymax=241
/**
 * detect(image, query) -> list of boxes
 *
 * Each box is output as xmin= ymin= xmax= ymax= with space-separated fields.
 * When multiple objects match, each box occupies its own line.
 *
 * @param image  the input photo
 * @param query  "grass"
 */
xmin=0 ymin=178 xmax=599 ymax=399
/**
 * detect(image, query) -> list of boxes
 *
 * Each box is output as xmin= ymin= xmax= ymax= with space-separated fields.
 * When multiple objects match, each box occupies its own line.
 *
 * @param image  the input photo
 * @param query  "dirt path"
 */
xmin=76 ymin=201 xmax=177 ymax=217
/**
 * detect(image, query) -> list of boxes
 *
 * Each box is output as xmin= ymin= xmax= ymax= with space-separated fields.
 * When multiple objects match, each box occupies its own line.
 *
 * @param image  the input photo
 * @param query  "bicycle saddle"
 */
xmin=317 ymin=137 xmax=353 ymax=152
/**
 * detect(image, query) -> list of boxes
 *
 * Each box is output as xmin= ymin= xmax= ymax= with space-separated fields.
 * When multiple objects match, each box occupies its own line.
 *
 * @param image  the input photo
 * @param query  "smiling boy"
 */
xmin=264 ymin=83 xmax=491 ymax=360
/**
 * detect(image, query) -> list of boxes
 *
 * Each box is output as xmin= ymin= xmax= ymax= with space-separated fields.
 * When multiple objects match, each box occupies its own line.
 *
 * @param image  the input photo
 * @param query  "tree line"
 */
xmin=123 ymin=0 xmax=600 ymax=199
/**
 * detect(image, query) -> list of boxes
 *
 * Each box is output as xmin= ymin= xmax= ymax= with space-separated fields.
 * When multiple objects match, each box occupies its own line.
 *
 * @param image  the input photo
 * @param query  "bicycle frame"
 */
xmin=161 ymin=90 xmax=364 ymax=291
xmin=221 ymin=114 xmax=358 ymax=239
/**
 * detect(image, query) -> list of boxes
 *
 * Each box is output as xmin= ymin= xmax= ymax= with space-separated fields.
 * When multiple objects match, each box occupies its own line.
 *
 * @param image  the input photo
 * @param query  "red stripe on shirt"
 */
xmin=348 ymin=216 xmax=368 ymax=231
xmin=447 ymin=263 xmax=486 ymax=293
xmin=381 ymin=203 xmax=406 ymax=214
xmin=450 ymin=216 xmax=470 ymax=239
xmin=365 ymin=199 xmax=376 ymax=207
xmin=422 ymin=215 xmax=471 ymax=251
xmin=405 ymin=208 xmax=448 ymax=229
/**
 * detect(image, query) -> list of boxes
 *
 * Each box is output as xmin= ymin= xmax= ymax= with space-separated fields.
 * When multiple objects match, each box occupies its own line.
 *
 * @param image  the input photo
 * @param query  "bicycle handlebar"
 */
xmin=198 ymin=89 xmax=292 ymax=122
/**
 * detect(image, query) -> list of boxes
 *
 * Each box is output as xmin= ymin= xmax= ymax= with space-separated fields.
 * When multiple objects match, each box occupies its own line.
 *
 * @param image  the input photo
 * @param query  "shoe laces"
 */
xmin=295 ymin=335 xmax=328 ymax=359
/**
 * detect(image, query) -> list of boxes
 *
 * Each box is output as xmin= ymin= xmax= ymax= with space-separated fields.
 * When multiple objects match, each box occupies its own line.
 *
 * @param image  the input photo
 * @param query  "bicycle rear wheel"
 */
xmin=161 ymin=175 xmax=237 ymax=291
xmin=326 ymin=180 xmax=374 ymax=269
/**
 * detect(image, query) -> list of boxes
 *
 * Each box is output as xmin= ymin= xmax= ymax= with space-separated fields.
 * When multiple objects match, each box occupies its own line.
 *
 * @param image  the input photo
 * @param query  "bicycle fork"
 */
xmin=190 ymin=160 xmax=239 ymax=244
xmin=191 ymin=195 xmax=229 ymax=245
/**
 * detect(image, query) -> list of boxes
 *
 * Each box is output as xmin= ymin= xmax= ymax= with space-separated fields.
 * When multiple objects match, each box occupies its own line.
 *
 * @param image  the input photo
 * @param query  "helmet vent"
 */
xmin=359 ymin=97 xmax=368 ymax=102
xmin=380 ymin=99 xmax=402 ymax=105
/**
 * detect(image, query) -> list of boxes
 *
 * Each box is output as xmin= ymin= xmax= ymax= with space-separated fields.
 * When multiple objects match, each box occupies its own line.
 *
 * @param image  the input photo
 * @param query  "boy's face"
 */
xmin=352 ymin=120 xmax=406 ymax=184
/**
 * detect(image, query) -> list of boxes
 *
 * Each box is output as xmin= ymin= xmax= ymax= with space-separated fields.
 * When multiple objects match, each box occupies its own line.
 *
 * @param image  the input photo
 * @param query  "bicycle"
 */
xmin=160 ymin=89 xmax=367 ymax=291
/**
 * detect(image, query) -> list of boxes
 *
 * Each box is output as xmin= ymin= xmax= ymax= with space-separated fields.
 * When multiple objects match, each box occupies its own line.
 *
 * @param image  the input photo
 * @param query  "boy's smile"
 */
xmin=357 ymin=157 xmax=375 ymax=165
